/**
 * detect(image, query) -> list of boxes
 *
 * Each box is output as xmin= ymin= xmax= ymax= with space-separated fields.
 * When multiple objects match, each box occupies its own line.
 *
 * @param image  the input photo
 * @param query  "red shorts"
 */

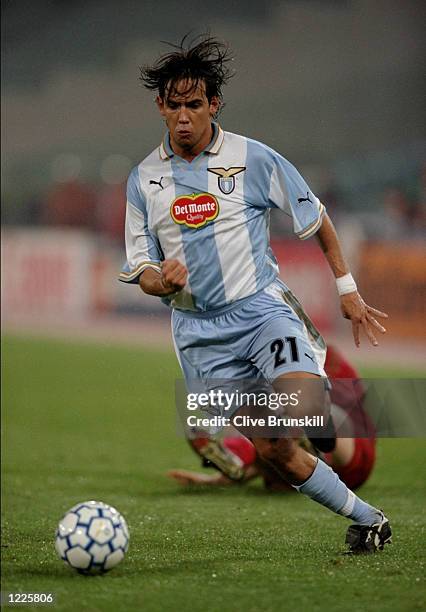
xmin=324 ymin=438 xmax=376 ymax=490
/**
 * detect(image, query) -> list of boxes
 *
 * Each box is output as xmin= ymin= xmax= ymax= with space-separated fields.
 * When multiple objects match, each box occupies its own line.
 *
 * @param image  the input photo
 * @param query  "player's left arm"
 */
xmin=167 ymin=464 xmax=260 ymax=487
xmin=316 ymin=213 xmax=388 ymax=347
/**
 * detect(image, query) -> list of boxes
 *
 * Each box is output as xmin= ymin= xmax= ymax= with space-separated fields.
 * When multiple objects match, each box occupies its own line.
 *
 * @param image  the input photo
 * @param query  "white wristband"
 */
xmin=336 ymin=273 xmax=357 ymax=296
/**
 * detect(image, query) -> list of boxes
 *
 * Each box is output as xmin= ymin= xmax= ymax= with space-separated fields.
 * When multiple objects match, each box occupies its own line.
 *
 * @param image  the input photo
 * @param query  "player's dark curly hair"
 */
xmin=140 ymin=34 xmax=234 ymax=110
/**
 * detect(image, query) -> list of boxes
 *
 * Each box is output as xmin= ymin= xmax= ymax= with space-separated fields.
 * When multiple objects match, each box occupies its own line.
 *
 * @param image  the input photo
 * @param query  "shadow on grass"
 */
xmin=5 ymin=554 xmax=276 ymax=581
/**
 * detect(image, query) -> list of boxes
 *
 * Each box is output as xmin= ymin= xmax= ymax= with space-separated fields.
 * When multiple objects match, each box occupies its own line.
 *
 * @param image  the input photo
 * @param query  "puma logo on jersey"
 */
xmin=297 ymin=192 xmax=312 ymax=204
xmin=207 ymin=166 xmax=246 ymax=194
xmin=149 ymin=177 xmax=165 ymax=190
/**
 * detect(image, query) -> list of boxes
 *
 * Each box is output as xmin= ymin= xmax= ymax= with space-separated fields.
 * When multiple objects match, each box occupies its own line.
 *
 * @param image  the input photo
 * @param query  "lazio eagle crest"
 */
xmin=207 ymin=166 xmax=246 ymax=194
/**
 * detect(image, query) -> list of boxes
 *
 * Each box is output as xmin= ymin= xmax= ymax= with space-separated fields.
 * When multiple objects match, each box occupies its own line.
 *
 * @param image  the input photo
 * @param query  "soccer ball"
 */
xmin=55 ymin=500 xmax=129 ymax=573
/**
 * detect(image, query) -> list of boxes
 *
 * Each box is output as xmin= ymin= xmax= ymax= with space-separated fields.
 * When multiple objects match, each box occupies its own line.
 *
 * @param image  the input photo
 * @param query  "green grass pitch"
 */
xmin=2 ymin=335 xmax=425 ymax=611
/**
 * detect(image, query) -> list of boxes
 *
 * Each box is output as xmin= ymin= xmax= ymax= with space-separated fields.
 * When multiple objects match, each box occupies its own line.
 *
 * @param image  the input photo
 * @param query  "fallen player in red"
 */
xmin=169 ymin=345 xmax=376 ymax=491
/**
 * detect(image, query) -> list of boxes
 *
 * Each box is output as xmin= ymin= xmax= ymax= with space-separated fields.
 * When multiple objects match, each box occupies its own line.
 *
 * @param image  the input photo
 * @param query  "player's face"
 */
xmin=157 ymin=79 xmax=219 ymax=159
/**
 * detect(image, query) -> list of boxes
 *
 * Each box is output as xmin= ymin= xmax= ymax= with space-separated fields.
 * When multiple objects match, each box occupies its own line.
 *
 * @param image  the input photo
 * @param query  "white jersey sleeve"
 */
xmin=119 ymin=166 xmax=163 ymax=284
xmin=268 ymin=152 xmax=325 ymax=240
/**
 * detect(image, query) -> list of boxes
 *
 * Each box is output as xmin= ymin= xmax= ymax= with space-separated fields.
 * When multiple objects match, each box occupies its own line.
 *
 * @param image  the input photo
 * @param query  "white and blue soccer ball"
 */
xmin=55 ymin=501 xmax=129 ymax=573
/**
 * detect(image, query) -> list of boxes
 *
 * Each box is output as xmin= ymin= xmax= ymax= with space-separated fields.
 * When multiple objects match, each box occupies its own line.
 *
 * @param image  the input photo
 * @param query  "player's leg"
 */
xmin=322 ymin=371 xmax=376 ymax=489
xmin=324 ymin=435 xmax=376 ymax=490
xmin=327 ymin=437 xmax=355 ymax=467
xmin=169 ymin=424 xmax=374 ymax=494
xmin=246 ymin=286 xmax=391 ymax=552
xmin=221 ymin=418 xmax=374 ymax=493
xmin=322 ymin=403 xmax=357 ymax=467
xmin=250 ymin=372 xmax=390 ymax=553
xmin=322 ymin=347 xmax=376 ymax=488
xmin=170 ymin=431 xmax=319 ymax=491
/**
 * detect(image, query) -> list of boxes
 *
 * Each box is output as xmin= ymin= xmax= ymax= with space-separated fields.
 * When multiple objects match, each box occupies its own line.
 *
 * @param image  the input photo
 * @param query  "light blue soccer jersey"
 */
xmin=119 ymin=123 xmax=325 ymax=312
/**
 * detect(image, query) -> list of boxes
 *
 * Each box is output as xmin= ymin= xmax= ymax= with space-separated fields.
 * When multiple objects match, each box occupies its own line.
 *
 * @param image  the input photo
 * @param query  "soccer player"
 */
xmin=168 ymin=345 xmax=377 ymax=492
xmin=119 ymin=35 xmax=391 ymax=554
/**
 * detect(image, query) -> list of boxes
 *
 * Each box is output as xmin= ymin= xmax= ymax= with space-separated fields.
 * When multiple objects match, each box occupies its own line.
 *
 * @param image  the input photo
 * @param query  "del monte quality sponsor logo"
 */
xmin=170 ymin=193 xmax=219 ymax=229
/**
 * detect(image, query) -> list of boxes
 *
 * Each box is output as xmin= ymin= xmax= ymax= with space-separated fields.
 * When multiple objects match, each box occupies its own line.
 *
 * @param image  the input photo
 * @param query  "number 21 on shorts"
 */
xmin=270 ymin=336 xmax=299 ymax=368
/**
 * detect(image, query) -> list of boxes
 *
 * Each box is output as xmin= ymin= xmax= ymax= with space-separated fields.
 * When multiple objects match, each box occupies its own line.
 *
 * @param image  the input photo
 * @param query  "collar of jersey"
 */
xmin=159 ymin=122 xmax=224 ymax=160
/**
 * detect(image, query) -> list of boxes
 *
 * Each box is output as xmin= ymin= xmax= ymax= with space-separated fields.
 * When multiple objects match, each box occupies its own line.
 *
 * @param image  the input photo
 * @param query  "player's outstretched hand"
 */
xmin=160 ymin=259 xmax=188 ymax=293
xmin=340 ymin=291 xmax=388 ymax=347
xmin=167 ymin=469 xmax=232 ymax=486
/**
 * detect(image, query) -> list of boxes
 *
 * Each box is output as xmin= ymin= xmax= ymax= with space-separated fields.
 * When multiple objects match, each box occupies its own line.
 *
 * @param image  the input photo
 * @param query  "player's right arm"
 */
xmin=139 ymin=260 xmax=188 ymax=296
xmin=119 ymin=167 xmax=187 ymax=295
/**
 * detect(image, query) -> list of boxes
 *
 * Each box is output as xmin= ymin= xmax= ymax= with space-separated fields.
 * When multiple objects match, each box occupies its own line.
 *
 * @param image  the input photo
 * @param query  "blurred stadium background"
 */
xmin=2 ymin=0 xmax=425 ymax=367
xmin=2 ymin=3 xmax=426 ymax=609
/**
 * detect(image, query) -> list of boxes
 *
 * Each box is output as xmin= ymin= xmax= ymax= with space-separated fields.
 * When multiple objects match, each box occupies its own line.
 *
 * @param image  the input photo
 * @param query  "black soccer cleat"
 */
xmin=345 ymin=513 xmax=392 ymax=554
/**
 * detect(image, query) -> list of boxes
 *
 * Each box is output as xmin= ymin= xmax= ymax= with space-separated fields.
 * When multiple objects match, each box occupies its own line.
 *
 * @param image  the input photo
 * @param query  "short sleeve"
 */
xmin=268 ymin=154 xmax=325 ymax=240
xmin=118 ymin=166 xmax=163 ymax=284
